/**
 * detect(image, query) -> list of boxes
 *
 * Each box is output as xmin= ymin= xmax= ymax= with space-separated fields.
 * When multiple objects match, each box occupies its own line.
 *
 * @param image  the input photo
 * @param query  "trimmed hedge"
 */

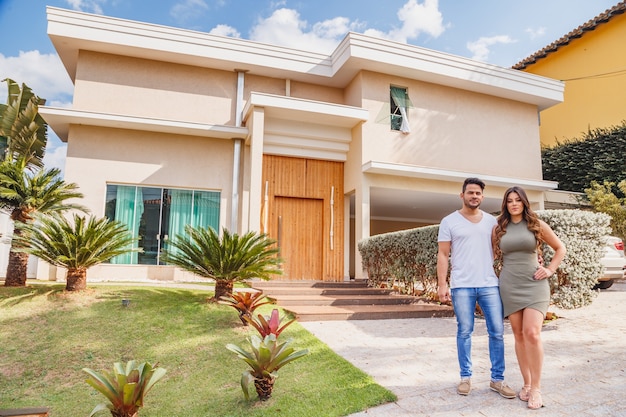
xmin=358 ymin=209 xmax=612 ymax=309
xmin=541 ymin=122 xmax=626 ymax=197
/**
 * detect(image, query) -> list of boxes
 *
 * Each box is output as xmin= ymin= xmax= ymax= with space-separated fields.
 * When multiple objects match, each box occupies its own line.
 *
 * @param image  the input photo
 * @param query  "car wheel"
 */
xmin=593 ymin=279 xmax=614 ymax=290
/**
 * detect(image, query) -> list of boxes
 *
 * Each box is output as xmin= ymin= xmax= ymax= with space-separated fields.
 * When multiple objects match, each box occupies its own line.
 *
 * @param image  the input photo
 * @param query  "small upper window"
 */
xmin=390 ymin=86 xmax=411 ymax=133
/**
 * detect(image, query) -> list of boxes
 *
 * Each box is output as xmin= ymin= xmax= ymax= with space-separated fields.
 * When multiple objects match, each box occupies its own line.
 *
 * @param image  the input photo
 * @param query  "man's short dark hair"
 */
xmin=462 ymin=177 xmax=485 ymax=192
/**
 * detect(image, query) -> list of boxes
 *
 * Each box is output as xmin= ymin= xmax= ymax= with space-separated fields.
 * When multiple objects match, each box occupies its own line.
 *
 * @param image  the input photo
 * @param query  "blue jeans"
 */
xmin=451 ymin=287 xmax=505 ymax=381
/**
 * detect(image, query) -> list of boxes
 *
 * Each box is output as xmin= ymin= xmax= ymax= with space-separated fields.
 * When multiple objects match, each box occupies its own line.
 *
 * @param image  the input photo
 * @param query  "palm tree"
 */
xmin=0 ymin=78 xmax=47 ymax=168
xmin=162 ymin=226 xmax=282 ymax=301
xmin=15 ymin=213 xmax=135 ymax=291
xmin=0 ymin=160 xmax=85 ymax=287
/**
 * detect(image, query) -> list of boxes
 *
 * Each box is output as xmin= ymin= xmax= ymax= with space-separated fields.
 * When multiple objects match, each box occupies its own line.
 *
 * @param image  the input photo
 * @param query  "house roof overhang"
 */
xmin=363 ymin=161 xmax=558 ymax=191
xmin=47 ymin=6 xmax=564 ymax=111
xmin=39 ymin=106 xmax=248 ymax=141
xmin=242 ymin=92 xmax=369 ymax=128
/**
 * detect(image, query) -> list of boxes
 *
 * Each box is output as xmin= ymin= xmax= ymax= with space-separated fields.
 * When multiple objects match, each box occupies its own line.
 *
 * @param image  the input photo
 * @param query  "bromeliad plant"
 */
xmin=226 ymin=333 xmax=309 ymax=401
xmin=244 ymin=308 xmax=295 ymax=337
xmin=218 ymin=290 xmax=274 ymax=325
xmin=83 ymin=360 xmax=166 ymax=417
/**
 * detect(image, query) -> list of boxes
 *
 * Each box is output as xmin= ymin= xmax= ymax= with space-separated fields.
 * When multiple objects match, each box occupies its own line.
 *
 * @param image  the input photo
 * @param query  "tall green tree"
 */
xmin=162 ymin=226 xmax=282 ymax=300
xmin=15 ymin=213 xmax=135 ymax=291
xmin=0 ymin=160 xmax=85 ymax=287
xmin=0 ymin=78 xmax=47 ymax=168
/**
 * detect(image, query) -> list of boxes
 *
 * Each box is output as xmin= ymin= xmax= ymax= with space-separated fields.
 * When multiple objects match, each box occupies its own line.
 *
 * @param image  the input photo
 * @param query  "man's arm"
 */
xmin=437 ymin=241 xmax=451 ymax=303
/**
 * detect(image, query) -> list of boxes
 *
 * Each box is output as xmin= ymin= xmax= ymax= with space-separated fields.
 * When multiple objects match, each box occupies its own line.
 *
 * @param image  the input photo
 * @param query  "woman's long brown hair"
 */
xmin=493 ymin=186 xmax=543 ymax=259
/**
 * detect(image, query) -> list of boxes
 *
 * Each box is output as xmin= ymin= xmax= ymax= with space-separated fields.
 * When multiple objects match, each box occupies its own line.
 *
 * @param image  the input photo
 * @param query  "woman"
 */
xmin=492 ymin=186 xmax=566 ymax=410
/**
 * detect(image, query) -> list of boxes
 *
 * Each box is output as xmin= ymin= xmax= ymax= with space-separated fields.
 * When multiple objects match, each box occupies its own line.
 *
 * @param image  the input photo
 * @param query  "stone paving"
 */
xmin=301 ymin=281 xmax=626 ymax=417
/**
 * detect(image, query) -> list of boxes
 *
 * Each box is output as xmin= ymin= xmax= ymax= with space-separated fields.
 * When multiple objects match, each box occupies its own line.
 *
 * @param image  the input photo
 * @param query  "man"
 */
xmin=437 ymin=177 xmax=515 ymax=399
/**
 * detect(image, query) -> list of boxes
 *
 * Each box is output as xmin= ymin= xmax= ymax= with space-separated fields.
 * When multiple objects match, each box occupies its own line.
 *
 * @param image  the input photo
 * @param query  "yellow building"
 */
xmin=513 ymin=1 xmax=626 ymax=147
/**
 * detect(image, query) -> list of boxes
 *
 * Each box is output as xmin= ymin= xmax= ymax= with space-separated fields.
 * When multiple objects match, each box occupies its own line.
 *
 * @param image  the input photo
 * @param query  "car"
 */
xmin=595 ymin=236 xmax=626 ymax=290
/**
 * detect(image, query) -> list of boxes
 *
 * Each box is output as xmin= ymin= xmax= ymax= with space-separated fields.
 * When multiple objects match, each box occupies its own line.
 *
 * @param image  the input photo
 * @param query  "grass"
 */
xmin=0 ymin=282 xmax=396 ymax=416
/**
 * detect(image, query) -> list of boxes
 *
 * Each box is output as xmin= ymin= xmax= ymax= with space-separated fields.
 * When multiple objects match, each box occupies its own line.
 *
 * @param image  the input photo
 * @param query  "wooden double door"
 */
xmin=262 ymin=155 xmax=343 ymax=281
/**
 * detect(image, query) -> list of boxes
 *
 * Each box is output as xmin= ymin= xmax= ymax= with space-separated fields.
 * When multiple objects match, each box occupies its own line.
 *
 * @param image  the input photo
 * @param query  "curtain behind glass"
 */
xmin=193 ymin=191 xmax=220 ymax=231
xmin=390 ymin=86 xmax=411 ymax=133
xmin=110 ymin=185 xmax=141 ymax=264
xmin=164 ymin=189 xmax=193 ymax=258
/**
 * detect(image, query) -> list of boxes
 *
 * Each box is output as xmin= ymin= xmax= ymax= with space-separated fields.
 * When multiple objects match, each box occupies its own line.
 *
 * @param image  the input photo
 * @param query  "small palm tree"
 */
xmin=0 ymin=159 xmax=85 ymax=287
xmin=15 ymin=213 xmax=135 ymax=291
xmin=162 ymin=226 xmax=282 ymax=301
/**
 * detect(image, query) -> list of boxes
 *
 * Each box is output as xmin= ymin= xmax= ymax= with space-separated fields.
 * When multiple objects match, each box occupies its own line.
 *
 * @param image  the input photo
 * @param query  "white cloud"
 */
xmin=64 ymin=0 xmax=105 ymax=14
xmin=525 ymin=27 xmax=546 ymax=40
xmin=0 ymin=51 xmax=74 ymax=104
xmin=248 ymin=0 xmax=446 ymax=54
xmin=387 ymin=0 xmax=446 ymax=43
xmin=249 ymin=8 xmax=348 ymax=54
xmin=209 ymin=24 xmax=241 ymax=38
xmin=43 ymin=138 xmax=68 ymax=176
xmin=467 ymin=35 xmax=516 ymax=62
xmin=170 ymin=0 xmax=209 ymax=25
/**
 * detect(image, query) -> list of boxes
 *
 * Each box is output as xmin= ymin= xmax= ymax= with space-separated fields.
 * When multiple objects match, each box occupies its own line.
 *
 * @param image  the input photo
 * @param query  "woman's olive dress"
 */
xmin=499 ymin=220 xmax=550 ymax=318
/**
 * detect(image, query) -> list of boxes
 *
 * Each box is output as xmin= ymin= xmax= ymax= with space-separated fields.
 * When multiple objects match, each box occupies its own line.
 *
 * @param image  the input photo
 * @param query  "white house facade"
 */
xmin=31 ymin=7 xmax=563 ymax=282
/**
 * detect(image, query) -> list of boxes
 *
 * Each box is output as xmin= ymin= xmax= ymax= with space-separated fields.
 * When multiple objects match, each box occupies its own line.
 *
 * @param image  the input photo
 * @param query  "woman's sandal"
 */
xmin=528 ymin=389 xmax=543 ymax=410
xmin=519 ymin=385 xmax=531 ymax=402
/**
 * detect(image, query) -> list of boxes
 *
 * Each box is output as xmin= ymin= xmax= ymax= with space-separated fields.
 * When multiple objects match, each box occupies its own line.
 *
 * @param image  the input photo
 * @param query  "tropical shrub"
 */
xmin=0 ymin=78 xmax=47 ymax=168
xmin=585 ymin=179 xmax=626 ymax=240
xmin=15 ymin=213 xmax=135 ymax=291
xmin=358 ymin=209 xmax=611 ymax=309
xmin=162 ymin=226 xmax=282 ymax=301
xmin=83 ymin=360 xmax=166 ymax=417
xmin=218 ymin=290 xmax=274 ymax=325
xmin=226 ymin=333 xmax=308 ymax=401
xmin=0 ymin=159 xmax=85 ymax=287
xmin=244 ymin=308 xmax=295 ymax=338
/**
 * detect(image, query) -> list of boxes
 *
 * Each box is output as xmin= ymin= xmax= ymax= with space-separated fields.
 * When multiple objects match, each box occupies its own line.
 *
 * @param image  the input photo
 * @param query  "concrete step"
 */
xmin=282 ymin=303 xmax=454 ymax=321
xmin=270 ymin=294 xmax=420 ymax=306
xmin=248 ymin=279 xmax=454 ymax=321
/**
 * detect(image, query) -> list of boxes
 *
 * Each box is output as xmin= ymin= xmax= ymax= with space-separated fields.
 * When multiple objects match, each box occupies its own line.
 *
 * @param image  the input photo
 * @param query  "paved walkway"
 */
xmin=301 ymin=281 xmax=626 ymax=417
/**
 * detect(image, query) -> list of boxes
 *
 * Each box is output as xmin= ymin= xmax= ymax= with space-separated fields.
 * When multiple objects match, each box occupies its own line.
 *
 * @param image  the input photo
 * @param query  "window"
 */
xmin=105 ymin=184 xmax=220 ymax=265
xmin=390 ymin=86 xmax=411 ymax=133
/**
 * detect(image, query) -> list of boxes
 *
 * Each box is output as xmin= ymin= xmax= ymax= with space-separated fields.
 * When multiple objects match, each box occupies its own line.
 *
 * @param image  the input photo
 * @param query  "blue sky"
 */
xmin=0 ymin=0 xmax=620 ymax=172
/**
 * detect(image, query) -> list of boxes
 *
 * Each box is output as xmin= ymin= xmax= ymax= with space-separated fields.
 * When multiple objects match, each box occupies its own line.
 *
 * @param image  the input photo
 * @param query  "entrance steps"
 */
xmin=249 ymin=280 xmax=454 ymax=321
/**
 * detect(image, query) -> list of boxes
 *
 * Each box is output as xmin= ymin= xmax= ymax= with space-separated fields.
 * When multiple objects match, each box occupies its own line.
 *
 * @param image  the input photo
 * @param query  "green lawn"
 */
xmin=0 ymin=283 xmax=396 ymax=417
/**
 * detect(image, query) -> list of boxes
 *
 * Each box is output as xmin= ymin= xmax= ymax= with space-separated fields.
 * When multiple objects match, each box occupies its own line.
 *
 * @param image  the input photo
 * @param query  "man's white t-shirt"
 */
xmin=438 ymin=210 xmax=499 ymax=289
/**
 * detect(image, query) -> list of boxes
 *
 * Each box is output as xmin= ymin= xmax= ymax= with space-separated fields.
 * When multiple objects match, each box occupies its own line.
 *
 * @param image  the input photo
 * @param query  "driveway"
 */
xmin=301 ymin=281 xmax=626 ymax=416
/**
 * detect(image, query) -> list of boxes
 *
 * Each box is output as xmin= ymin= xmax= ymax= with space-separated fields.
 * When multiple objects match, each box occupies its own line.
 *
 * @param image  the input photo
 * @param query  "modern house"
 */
xmin=35 ymin=6 xmax=563 ymax=282
xmin=513 ymin=1 xmax=626 ymax=147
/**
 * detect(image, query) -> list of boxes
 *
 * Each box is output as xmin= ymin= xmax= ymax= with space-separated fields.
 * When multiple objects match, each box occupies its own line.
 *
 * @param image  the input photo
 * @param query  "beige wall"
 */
xmin=358 ymin=71 xmax=543 ymax=180
xmin=74 ymin=51 xmax=237 ymax=125
xmin=64 ymin=125 xmax=234 ymax=221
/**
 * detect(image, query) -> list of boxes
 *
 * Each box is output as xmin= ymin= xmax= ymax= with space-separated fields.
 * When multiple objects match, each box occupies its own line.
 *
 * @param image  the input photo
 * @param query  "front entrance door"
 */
xmin=275 ymin=196 xmax=323 ymax=280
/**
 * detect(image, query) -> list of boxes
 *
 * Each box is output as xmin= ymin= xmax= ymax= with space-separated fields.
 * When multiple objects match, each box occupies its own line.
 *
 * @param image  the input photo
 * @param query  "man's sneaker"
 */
xmin=457 ymin=379 xmax=471 ymax=395
xmin=490 ymin=380 xmax=516 ymax=399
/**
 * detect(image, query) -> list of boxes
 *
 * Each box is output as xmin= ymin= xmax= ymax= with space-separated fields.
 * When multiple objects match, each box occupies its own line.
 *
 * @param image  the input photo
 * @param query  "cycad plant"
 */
xmin=15 ymin=213 xmax=135 ymax=291
xmin=218 ymin=291 xmax=274 ymax=325
xmin=162 ymin=226 xmax=282 ymax=301
xmin=83 ymin=360 xmax=166 ymax=417
xmin=226 ymin=333 xmax=309 ymax=401
xmin=0 ymin=159 xmax=85 ymax=287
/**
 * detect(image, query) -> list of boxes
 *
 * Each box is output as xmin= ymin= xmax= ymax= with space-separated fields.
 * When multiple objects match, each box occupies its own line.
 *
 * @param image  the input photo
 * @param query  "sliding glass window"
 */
xmin=104 ymin=185 xmax=220 ymax=265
